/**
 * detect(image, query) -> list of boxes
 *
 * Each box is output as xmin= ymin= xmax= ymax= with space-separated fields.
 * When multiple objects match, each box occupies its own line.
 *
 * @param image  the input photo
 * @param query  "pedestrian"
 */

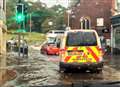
xmin=24 ymin=40 xmax=28 ymax=56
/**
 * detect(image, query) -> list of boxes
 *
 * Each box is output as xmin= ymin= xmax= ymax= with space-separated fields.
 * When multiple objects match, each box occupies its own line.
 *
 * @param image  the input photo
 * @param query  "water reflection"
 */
xmin=0 ymin=54 xmax=17 ymax=86
xmin=1 ymin=48 xmax=120 ymax=86
xmin=0 ymin=55 xmax=6 ymax=86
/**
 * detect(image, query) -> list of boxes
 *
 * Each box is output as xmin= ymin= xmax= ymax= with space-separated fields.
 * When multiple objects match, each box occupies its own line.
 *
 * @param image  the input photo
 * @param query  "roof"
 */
xmin=66 ymin=29 xmax=96 ymax=32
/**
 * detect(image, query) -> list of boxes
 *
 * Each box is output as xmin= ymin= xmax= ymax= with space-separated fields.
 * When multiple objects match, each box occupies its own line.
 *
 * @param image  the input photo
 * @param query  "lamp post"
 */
xmin=48 ymin=21 xmax=53 ymax=30
xmin=66 ymin=9 xmax=71 ymax=30
xmin=66 ymin=0 xmax=71 ymax=30
xmin=67 ymin=0 xmax=70 ymax=27
xmin=29 ymin=13 xmax=32 ymax=33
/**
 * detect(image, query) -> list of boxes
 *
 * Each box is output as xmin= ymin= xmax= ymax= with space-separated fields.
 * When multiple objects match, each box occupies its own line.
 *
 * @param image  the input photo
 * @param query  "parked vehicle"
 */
xmin=46 ymin=30 xmax=64 ymax=38
xmin=40 ymin=36 xmax=61 ymax=55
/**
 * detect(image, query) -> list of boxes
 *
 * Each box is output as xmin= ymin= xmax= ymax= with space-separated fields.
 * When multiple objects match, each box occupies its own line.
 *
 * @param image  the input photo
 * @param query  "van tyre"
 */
xmin=59 ymin=67 xmax=65 ymax=73
xmin=59 ymin=62 xmax=66 ymax=73
xmin=90 ymin=68 xmax=102 ymax=73
xmin=59 ymin=66 xmax=65 ymax=73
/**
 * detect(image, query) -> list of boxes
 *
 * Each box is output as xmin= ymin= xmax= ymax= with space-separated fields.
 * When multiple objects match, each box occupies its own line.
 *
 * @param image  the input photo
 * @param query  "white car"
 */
xmin=46 ymin=30 xmax=65 ymax=38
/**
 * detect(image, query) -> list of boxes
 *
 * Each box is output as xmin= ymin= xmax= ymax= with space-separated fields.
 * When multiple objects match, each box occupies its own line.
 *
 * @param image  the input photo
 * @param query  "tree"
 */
xmin=41 ymin=5 xmax=66 ymax=33
xmin=6 ymin=0 xmax=67 ymax=33
xmin=69 ymin=0 xmax=80 ymax=7
xmin=6 ymin=0 xmax=17 ymax=29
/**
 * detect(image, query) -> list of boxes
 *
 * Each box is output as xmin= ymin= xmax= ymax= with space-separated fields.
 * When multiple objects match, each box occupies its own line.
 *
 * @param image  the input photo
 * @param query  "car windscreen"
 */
xmin=66 ymin=31 xmax=97 ymax=46
xmin=47 ymin=37 xmax=56 ymax=44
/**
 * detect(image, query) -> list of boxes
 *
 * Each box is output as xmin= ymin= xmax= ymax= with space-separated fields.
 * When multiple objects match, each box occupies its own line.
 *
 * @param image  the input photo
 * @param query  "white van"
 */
xmin=59 ymin=29 xmax=104 ymax=73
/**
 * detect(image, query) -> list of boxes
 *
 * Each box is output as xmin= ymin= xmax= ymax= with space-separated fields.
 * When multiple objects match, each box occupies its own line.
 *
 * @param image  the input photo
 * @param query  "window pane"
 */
xmin=66 ymin=32 xmax=97 ymax=46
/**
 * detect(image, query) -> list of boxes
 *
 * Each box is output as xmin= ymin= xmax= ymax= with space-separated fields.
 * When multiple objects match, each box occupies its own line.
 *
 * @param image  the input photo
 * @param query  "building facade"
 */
xmin=67 ymin=0 xmax=113 ymax=46
xmin=111 ymin=0 xmax=120 ymax=54
xmin=0 ymin=0 xmax=7 ymax=85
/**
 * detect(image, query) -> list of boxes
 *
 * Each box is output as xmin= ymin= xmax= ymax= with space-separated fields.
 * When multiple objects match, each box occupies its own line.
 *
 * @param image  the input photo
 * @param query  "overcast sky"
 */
xmin=40 ymin=0 xmax=69 ymax=8
xmin=29 ymin=0 xmax=69 ymax=8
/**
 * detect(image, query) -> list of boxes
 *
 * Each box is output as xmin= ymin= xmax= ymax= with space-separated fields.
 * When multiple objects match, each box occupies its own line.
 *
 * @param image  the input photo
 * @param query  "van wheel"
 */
xmin=90 ymin=69 xmax=102 ymax=73
xmin=59 ymin=63 xmax=66 ymax=73
xmin=97 ymin=69 xmax=102 ymax=73
xmin=59 ymin=66 xmax=66 ymax=73
xmin=59 ymin=67 xmax=65 ymax=73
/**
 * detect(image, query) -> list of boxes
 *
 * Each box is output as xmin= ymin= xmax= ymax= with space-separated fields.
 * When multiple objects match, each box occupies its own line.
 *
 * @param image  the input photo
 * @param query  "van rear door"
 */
xmin=63 ymin=31 xmax=102 ymax=63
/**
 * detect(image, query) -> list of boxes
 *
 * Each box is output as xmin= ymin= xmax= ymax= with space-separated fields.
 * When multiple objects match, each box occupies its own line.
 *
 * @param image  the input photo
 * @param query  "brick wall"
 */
xmin=68 ymin=0 xmax=113 ymax=39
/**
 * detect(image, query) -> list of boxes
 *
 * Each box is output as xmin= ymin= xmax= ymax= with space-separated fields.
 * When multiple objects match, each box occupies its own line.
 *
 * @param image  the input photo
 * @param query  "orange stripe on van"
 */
xmin=65 ymin=47 xmax=67 ymax=50
xmin=86 ymin=47 xmax=99 ymax=62
xmin=65 ymin=56 xmax=71 ymax=62
xmin=73 ymin=47 xmax=78 ymax=51
xmin=96 ymin=46 xmax=100 ymax=51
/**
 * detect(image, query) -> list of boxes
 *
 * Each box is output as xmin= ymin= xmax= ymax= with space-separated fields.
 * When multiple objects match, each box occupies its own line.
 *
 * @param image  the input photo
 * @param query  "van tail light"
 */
xmin=59 ymin=49 xmax=66 ymax=62
xmin=98 ymin=47 xmax=104 ymax=56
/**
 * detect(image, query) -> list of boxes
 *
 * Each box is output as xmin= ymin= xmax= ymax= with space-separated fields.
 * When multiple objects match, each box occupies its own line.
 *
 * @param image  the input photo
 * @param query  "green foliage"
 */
xmin=6 ymin=0 xmax=66 ymax=33
xmin=41 ymin=5 xmax=66 ymax=33
xmin=7 ymin=32 xmax=46 ymax=44
xmin=69 ymin=0 xmax=80 ymax=7
xmin=6 ymin=0 xmax=17 ymax=29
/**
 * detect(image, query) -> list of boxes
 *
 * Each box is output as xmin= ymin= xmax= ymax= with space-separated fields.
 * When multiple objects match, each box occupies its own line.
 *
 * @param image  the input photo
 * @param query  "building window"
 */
xmin=80 ymin=17 xmax=91 ymax=29
xmin=117 ymin=0 xmax=120 ymax=12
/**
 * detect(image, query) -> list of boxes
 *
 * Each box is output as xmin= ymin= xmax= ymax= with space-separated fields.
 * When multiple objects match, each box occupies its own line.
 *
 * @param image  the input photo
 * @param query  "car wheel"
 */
xmin=40 ymin=50 xmax=43 ymax=54
xmin=44 ymin=51 xmax=48 ymax=55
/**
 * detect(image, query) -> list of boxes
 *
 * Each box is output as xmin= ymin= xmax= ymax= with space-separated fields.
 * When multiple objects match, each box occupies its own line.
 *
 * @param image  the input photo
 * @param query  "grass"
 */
xmin=6 ymin=31 xmax=46 ymax=45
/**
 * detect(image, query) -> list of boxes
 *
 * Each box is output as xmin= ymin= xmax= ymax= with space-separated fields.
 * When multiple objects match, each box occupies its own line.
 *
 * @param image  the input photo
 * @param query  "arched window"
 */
xmin=80 ymin=17 xmax=91 ymax=29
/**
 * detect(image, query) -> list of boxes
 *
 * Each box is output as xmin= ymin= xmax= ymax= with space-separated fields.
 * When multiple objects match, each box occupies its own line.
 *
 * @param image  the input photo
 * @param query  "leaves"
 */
xmin=6 ymin=0 xmax=66 ymax=32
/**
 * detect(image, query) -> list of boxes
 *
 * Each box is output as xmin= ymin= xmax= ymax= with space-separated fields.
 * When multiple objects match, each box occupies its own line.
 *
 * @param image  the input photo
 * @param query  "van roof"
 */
xmin=48 ymin=30 xmax=65 ymax=32
xmin=66 ymin=29 xmax=96 ymax=32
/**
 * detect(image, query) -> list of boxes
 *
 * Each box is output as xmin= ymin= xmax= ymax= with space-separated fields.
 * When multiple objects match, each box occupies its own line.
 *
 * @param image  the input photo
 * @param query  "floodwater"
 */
xmin=1 ymin=46 xmax=120 ymax=87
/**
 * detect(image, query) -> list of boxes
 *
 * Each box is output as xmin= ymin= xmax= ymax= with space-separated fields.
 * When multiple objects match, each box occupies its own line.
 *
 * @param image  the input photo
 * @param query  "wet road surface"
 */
xmin=2 ymin=46 xmax=120 ymax=87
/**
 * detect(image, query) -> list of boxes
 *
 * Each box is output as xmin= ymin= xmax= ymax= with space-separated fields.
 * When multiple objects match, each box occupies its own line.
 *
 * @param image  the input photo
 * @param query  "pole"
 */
xmin=18 ymin=32 xmax=21 ymax=57
xmin=22 ymin=35 xmax=24 ymax=58
xmin=30 ymin=14 xmax=32 ymax=33
xmin=68 ymin=12 xmax=70 ymax=27
xmin=67 ymin=0 xmax=70 ymax=27
xmin=22 ymin=15 xmax=26 ymax=58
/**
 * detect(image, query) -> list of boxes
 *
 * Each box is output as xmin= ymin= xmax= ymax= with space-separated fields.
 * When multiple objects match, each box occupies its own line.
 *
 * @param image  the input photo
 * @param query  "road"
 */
xmin=2 ymin=46 xmax=120 ymax=87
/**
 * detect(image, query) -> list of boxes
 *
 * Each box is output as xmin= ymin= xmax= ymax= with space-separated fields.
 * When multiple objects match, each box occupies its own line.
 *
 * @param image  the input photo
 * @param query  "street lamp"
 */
xmin=65 ymin=0 xmax=71 ymax=30
xmin=67 ymin=9 xmax=71 ymax=27
xmin=48 ymin=21 xmax=53 ymax=26
xmin=29 ymin=13 xmax=32 ymax=33
xmin=48 ymin=21 xmax=53 ymax=30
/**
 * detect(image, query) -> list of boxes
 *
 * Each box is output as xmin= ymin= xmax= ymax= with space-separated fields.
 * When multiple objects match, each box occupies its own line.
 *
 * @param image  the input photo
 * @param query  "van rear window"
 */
xmin=66 ymin=32 xmax=97 ymax=46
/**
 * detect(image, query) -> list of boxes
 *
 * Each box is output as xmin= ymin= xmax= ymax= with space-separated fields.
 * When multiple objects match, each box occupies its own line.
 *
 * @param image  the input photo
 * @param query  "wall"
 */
xmin=69 ymin=0 xmax=113 ymax=39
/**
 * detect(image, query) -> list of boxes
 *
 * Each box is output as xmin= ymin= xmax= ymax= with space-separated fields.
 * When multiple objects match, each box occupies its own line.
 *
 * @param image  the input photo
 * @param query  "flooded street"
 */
xmin=2 ymin=46 xmax=120 ymax=87
xmin=0 ymin=0 xmax=120 ymax=86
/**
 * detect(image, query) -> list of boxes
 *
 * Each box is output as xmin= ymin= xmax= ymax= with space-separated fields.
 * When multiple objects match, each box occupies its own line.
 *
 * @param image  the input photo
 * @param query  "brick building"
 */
xmin=67 ymin=0 xmax=113 ymax=42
